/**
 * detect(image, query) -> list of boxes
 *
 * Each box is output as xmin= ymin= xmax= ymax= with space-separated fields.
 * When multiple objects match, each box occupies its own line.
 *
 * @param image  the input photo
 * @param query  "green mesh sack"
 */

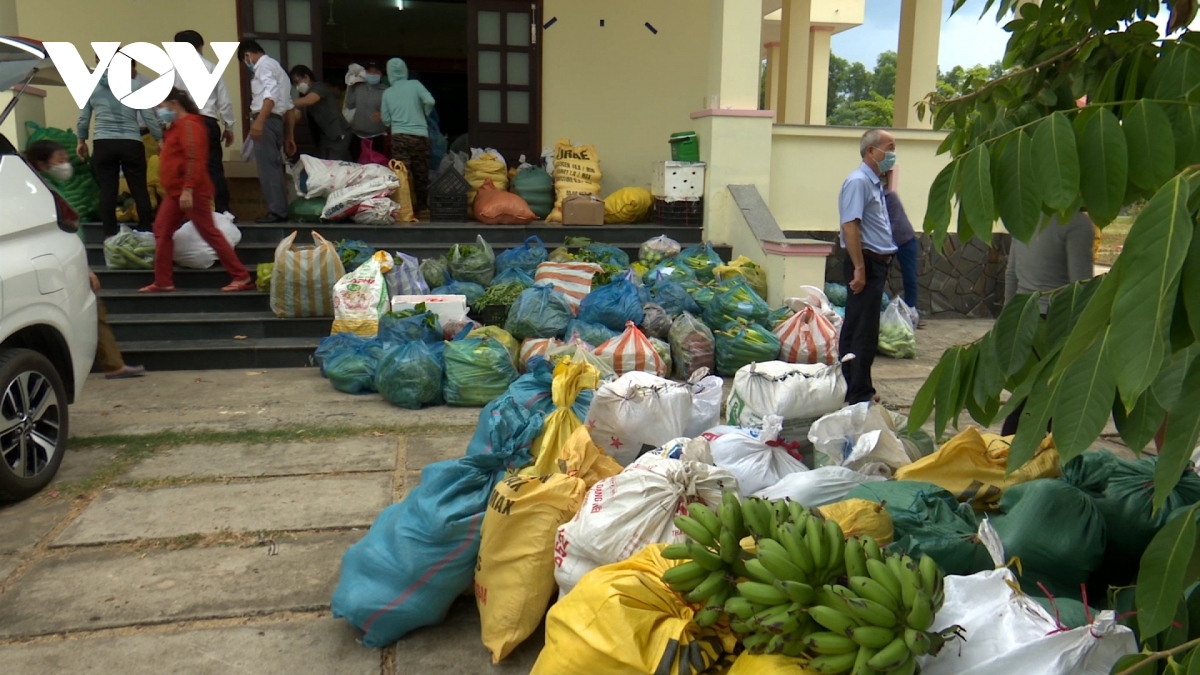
xmin=288 ymin=197 xmax=326 ymax=223
xmin=27 ymin=121 xmax=100 ymax=221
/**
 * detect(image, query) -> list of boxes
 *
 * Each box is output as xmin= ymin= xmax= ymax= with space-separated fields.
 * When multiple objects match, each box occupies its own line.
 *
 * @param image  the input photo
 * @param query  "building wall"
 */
xmin=541 ymin=0 xmax=711 ymax=196
xmin=13 ymin=0 xmax=243 ymax=160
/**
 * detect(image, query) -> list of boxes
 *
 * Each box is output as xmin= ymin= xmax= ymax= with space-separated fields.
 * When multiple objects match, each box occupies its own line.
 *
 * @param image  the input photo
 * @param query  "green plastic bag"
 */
xmin=420 ymin=257 xmax=450 ymax=290
xmin=256 ymin=263 xmax=274 ymax=293
xmin=703 ymin=278 xmax=771 ymax=330
xmin=714 ymin=321 xmax=780 ymax=376
xmin=376 ymin=341 xmax=443 ymax=409
xmin=849 ymin=480 xmax=992 ymax=576
xmin=443 ymin=336 xmax=518 ymax=406
xmin=288 ymin=197 xmax=326 ymax=223
xmin=677 ymin=242 xmax=725 ymax=282
xmin=448 ymin=235 xmax=496 ymax=286
xmin=990 ymin=479 xmax=1107 ymax=592
xmin=27 ymin=121 xmax=101 ymax=221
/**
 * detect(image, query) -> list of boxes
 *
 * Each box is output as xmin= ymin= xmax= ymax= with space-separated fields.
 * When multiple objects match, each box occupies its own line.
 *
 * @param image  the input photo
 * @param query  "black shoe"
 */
xmin=255 ymin=213 xmax=287 ymax=224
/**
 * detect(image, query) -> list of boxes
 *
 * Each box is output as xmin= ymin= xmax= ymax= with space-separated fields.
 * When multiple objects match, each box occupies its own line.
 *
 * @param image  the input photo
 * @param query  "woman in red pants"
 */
xmin=140 ymin=88 xmax=252 ymax=293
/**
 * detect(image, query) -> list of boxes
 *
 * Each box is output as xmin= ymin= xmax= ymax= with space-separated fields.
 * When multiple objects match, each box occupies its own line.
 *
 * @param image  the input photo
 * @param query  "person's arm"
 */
xmin=141 ymin=106 xmax=163 ymax=141
xmin=419 ymin=84 xmax=435 ymax=116
xmin=380 ymin=94 xmax=392 ymax=130
xmin=838 ymin=177 xmax=869 ymax=293
xmin=292 ymin=92 xmax=322 ymax=109
xmin=178 ymin=118 xmax=202 ymax=210
xmin=216 ymin=76 xmax=236 ymax=145
xmin=1065 ymin=213 xmax=1097 ymax=282
xmin=343 ymin=84 xmax=358 ymax=109
xmin=284 ymin=109 xmax=299 ymax=156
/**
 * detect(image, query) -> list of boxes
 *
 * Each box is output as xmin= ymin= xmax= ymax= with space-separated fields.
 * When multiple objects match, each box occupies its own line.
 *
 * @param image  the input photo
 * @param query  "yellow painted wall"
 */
xmin=13 ymin=0 xmax=243 ymax=159
xmin=769 ymin=124 xmax=953 ymax=232
xmin=0 ymin=89 xmax=46 ymax=151
xmin=541 ymin=0 xmax=711 ymax=196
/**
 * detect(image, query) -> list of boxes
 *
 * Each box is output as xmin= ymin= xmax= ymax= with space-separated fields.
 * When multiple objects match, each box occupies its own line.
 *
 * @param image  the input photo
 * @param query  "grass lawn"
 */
xmin=1097 ymin=215 xmax=1132 ymax=266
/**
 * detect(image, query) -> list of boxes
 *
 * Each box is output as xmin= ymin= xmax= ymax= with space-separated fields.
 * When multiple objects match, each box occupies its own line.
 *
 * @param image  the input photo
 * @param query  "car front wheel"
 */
xmin=0 ymin=348 xmax=68 ymax=502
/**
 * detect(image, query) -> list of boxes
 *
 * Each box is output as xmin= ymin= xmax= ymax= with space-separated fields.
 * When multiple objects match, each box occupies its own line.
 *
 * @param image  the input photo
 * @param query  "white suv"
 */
xmin=0 ymin=37 xmax=96 ymax=501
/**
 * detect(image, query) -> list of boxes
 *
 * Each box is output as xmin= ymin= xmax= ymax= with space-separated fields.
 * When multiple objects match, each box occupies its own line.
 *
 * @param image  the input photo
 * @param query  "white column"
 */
xmin=807 ymin=27 xmax=832 ymax=125
xmin=764 ymin=42 xmax=781 ymax=111
xmin=706 ymin=0 xmax=764 ymax=110
xmin=777 ymin=0 xmax=813 ymax=124
xmin=894 ymin=0 xmax=941 ymax=129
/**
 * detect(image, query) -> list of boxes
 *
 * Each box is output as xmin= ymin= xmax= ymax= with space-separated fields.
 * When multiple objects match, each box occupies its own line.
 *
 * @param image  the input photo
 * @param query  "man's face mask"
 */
xmin=365 ymin=74 xmax=381 ymax=85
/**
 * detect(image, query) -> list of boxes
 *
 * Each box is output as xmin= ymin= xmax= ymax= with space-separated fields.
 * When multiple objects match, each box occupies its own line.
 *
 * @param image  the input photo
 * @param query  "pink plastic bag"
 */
xmin=357 ymin=136 xmax=389 ymax=166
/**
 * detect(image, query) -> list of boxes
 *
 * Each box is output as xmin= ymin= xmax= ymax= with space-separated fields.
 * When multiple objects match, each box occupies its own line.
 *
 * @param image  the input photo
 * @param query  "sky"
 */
xmin=830 ymin=0 xmax=1200 ymax=71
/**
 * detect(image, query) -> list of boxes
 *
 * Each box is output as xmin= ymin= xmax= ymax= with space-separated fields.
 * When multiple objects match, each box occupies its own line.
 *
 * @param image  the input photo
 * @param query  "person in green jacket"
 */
xmin=381 ymin=58 xmax=435 ymax=215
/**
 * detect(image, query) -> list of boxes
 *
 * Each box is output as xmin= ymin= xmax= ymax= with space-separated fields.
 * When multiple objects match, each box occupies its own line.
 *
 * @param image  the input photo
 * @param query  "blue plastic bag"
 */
xmin=433 ymin=280 xmax=486 ymax=307
xmin=489 ymin=267 xmax=535 ymax=289
xmin=331 ymin=396 xmax=544 ymax=647
xmin=465 ymin=358 xmax=593 ymax=457
xmin=325 ymin=338 xmax=384 ymax=394
xmin=315 ymin=332 xmax=367 ymax=377
xmin=643 ymin=260 xmax=697 ymax=285
xmin=335 ymin=239 xmax=374 ymax=270
xmin=825 ymin=282 xmax=848 ymax=308
xmin=703 ymin=278 xmax=771 ymax=329
xmin=678 ymin=242 xmax=725 ymax=282
xmin=650 ymin=278 xmax=700 ymax=316
xmin=443 ymin=336 xmax=519 ymax=406
xmin=563 ymin=319 xmax=617 ymax=349
xmin=376 ymin=341 xmax=443 ymax=409
xmin=582 ymin=243 xmax=630 ymax=268
xmin=378 ymin=310 xmax=443 ymax=347
xmin=386 ymin=251 xmax=430 ymax=296
xmin=578 ymin=278 xmax=645 ymax=331
xmin=505 ymin=284 xmax=573 ymax=340
xmin=494 ymin=235 xmax=548 ymax=277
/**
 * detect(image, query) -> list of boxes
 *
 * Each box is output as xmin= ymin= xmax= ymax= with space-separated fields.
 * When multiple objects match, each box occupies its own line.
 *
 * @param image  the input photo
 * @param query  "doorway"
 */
xmin=237 ymin=0 xmax=542 ymax=165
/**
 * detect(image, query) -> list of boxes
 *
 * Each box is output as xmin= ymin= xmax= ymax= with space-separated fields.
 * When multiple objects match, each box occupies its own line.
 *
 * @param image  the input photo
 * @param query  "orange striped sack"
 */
xmin=520 ymin=337 xmax=562 ymax=371
xmin=775 ymin=306 xmax=839 ymax=365
xmin=534 ymin=261 xmax=603 ymax=314
xmin=594 ymin=321 xmax=666 ymax=377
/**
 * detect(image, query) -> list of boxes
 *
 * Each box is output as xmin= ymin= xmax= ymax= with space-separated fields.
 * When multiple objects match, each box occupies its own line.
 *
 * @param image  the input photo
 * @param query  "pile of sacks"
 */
xmin=288 ymin=155 xmax=412 ymax=224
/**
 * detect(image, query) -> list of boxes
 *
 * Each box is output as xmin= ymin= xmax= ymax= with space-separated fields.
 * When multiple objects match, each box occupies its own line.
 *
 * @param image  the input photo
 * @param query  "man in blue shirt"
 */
xmin=838 ymin=129 xmax=897 ymax=404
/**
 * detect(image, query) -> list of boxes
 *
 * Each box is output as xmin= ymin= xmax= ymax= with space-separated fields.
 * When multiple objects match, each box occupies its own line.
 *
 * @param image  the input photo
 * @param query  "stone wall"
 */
xmin=787 ymin=232 xmax=1011 ymax=318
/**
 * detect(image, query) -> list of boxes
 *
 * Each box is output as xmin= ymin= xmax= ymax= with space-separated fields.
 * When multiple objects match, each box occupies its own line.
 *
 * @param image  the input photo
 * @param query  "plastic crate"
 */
xmin=470 ymin=304 xmax=511 ymax=327
xmin=669 ymin=131 xmax=700 ymax=162
xmin=653 ymin=198 xmax=704 ymax=227
xmin=430 ymin=194 xmax=469 ymax=222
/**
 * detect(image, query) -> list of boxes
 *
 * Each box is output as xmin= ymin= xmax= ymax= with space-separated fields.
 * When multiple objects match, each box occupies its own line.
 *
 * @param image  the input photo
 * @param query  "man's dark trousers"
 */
xmin=202 ymin=116 xmax=231 ymax=214
xmin=839 ymin=253 xmax=891 ymax=404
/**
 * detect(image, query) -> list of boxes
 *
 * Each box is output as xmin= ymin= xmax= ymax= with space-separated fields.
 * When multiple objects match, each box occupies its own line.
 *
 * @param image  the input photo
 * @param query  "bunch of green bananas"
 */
xmin=661 ymin=492 xmax=749 ymax=627
xmin=802 ymin=540 xmax=963 ymax=674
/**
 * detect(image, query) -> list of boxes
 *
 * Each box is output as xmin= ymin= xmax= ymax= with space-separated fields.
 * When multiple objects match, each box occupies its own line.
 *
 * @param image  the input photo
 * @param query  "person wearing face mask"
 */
xmin=24 ymin=140 xmax=147 ymax=380
xmin=173 ymin=30 xmax=237 ymax=215
xmin=237 ymin=39 xmax=293 ymax=224
xmin=285 ymin=65 xmax=353 ymax=161
xmin=140 ymin=89 xmax=252 ymax=294
xmin=76 ymin=55 xmax=164 ymax=238
xmin=837 ymin=128 xmax=898 ymax=405
xmin=344 ymin=62 xmax=389 ymax=164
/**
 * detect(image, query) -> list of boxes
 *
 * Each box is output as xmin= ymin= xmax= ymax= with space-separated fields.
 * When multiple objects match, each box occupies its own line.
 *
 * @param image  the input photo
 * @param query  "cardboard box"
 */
xmin=562 ymin=194 xmax=605 ymax=226
xmin=390 ymin=295 xmax=468 ymax=324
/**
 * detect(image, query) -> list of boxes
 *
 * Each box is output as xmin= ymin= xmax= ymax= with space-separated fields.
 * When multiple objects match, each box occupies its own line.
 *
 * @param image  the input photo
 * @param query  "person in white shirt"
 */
xmin=173 ymin=30 xmax=236 ymax=214
xmin=237 ymin=39 xmax=293 ymax=223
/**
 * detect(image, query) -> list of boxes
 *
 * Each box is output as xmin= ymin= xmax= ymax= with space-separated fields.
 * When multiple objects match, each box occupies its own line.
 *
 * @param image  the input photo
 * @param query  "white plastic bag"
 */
xmin=808 ymin=402 xmax=912 ymax=473
xmin=918 ymin=521 xmax=1136 ymax=675
xmin=172 ymin=212 xmax=242 ymax=269
xmin=322 ymin=176 xmax=400 ymax=221
xmin=584 ymin=371 xmax=693 ymax=466
xmin=351 ymin=197 xmax=400 ymax=224
xmin=702 ymin=415 xmax=809 ymax=497
xmin=752 ymin=465 xmax=885 ymax=506
xmin=878 ymin=297 xmax=917 ymax=359
xmin=684 ymin=369 xmax=723 ymax=438
xmin=299 ymin=155 xmax=397 ymax=199
xmin=787 ymin=285 xmax=843 ymax=332
xmin=330 ymin=251 xmax=394 ymax=337
xmin=725 ymin=360 xmax=847 ymax=428
xmin=385 ymin=251 xmax=429 ymax=297
xmin=552 ymin=452 xmax=738 ymax=597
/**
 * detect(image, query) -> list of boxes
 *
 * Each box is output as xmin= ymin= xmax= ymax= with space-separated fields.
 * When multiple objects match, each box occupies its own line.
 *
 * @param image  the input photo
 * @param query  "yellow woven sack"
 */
xmin=388 ymin=159 xmax=418 ymax=223
xmin=531 ymin=544 xmax=738 ymax=675
xmin=469 ymin=325 xmax=520 ymax=368
xmin=146 ymin=155 xmax=163 ymax=205
xmin=715 ymin=255 xmax=769 ymax=300
xmin=604 ymin=186 xmax=653 ymax=224
xmin=727 ymin=653 xmax=818 ymax=674
xmin=524 ymin=360 xmax=601 ymax=476
xmin=546 ymin=138 xmax=602 ymax=223
xmin=894 ymin=427 xmax=1061 ymax=510
xmin=818 ymin=498 xmax=895 ymax=545
xmin=476 ymin=426 xmax=619 ymax=663
xmin=465 ymin=149 xmax=508 ymax=216
xmin=141 ymin=132 xmax=157 ymax=160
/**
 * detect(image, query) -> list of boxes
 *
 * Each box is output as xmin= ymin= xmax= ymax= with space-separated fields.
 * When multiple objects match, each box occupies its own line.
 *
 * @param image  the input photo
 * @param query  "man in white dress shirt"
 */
xmin=237 ymin=39 xmax=293 ymax=223
xmin=174 ymin=30 xmax=236 ymax=215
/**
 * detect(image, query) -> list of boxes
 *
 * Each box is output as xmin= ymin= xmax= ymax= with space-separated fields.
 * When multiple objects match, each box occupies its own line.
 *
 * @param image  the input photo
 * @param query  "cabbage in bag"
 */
xmin=448 ymin=235 xmax=496 ymax=286
xmin=443 ymin=337 xmax=519 ymax=406
xmin=378 ymin=309 xmax=443 ymax=346
xmin=505 ymin=285 xmax=574 ymax=340
xmin=376 ymin=341 xmax=444 ymax=409
xmin=421 ymin=256 xmax=450 ymax=289
xmin=325 ymin=338 xmax=385 ymax=394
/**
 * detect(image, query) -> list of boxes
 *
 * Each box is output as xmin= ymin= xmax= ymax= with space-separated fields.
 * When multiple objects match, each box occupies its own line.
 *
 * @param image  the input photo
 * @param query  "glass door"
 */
xmin=468 ymin=0 xmax=541 ymax=166
xmin=238 ymin=0 xmax=321 ymax=146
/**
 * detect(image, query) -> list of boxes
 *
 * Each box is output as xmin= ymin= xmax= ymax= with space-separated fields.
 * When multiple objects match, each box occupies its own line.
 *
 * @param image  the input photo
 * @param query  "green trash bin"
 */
xmin=669 ymin=131 xmax=700 ymax=162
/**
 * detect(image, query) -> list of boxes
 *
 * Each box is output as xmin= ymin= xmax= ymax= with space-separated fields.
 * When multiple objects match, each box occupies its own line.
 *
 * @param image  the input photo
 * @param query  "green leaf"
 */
xmin=995 ymin=131 xmax=1040 ymax=242
xmin=1110 ymin=174 xmax=1194 ymax=409
xmin=1056 ymin=271 xmax=1119 ymax=377
xmin=1046 ymin=278 xmax=1102 ymax=352
xmin=1110 ymin=653 xmax=1150 ymax=675
xmin=1114 ymin=388 xmax=1167 ymax=456
xmin=1183 ymin=647 xmax=1200 ymax=675
xmin=953 ymin=345 xmax=979 ymax=430
xmin=1032 ymin=111 xmax=1081 ymax=211
xmin=1007 ymin=355 xmax=1064 ymax=471
xmin=934 ymin=346 xmax=964 ymax=442
xmin=956 ymin=202 xmax=977 ymax=245
xmin=1051 ymin=327 xmax=1117 ymax=463
xmin=993 ymin=293 xmax=1042 ymax=376
xmin=923 ymin=161 xmax=957 ymax=249
xmin=1137 ymin=503 xmax=1200 ymax=637
xmin=995 ymin=350 xmax=1057 ymax=422
xmin=1156 ymin=359 xmax=1200 ymax=510
xmin=1180 ymin=216 xmax=1200 ymax=342
xmin=1125 ymin=100 xmax=1177 ymax=192
xmin=1169 ymin=102 xmax=1200 ymax=171
xmin=972 ymin=333 xmax=1007 ymax=410
xmin=1148 ymin=42 xmax=1200 ymax=100
xmin=1154 ymin=346 xmax=1198 ymax=412
xmin=958 ymin=145 xmax=995 ymax=246
xmin=908 ymin=356 xmax=943 ymax=433
xmin=1078 ymin=107 xmax=1129 ymax=227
